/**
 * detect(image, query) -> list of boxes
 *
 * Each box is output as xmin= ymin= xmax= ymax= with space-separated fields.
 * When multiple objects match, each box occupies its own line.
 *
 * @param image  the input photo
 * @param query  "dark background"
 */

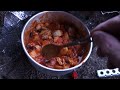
xmin=0 ymin=11 xmax=120 ymax=79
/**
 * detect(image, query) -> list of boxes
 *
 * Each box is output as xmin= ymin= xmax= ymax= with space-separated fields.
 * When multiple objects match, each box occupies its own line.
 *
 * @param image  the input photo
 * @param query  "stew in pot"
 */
xmin=24 ymin=19 xmax=89 ymax=69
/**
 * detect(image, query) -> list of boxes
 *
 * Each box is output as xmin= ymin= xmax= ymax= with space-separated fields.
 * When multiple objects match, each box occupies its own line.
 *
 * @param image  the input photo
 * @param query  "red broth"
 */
xmin=24 ymin=20 xmax=89 ymax=69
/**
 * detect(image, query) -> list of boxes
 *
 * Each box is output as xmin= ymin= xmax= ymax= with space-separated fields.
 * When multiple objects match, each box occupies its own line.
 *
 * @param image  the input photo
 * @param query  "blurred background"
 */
xmin=0 ymin=11 xmax=120 ymax=79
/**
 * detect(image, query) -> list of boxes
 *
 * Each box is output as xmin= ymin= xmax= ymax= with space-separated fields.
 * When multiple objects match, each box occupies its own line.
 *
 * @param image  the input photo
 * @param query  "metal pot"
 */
xmin=21 ymin=11 xmax=93 ymax=76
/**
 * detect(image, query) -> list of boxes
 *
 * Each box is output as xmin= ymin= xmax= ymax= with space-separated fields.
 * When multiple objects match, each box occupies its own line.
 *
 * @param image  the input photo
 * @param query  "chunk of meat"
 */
xmin=56 ymin=57 xmax=63 ymax=65
xmin=31 ymin=20 xmax=37 ymax=28
xmin=33 ymin=35 xmax=40 ymax=41
xmin=36 ymin=24 xmax=42 ymax=30
xmin=64 ymin=32 xmax=69 ymax=40
xmin=42 ymin=40 xmax=50 ymax=46
xmin=67 ymin=49 xmax=72 ymax=55
xmin=46 ymin=63 xmax=54 ymax=68
xmin=29 ymin=50 xmax=38 ymax=58
xmin=63 ymin=64 xmax=70 ymax=69
xmin=35 ymin=55 xmax=44 ymax=63
xmin=62 ymin=59 xmax=66 ymax=65
xmin=54 ymin=64 xmax=63 ymax=69
xmin=26 ymin=42 xmax=36 ymax=51
xmin=69 ymin=58 xmax=78 ymax=66
xmin=50 ymin=58 xmax=57 ymax=65
xmin=35 ymin=45 xmax=41 ymax=52
xmin=54 ymin=37 xmax=63 ymax=44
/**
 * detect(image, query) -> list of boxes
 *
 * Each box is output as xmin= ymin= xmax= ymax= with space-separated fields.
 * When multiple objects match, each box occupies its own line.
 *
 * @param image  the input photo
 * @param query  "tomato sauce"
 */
xmin=24 ymin=19 xmax=90 ymax=69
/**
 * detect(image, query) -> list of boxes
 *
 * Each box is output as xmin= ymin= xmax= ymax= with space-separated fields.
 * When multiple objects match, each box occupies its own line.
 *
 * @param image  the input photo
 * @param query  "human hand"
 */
xmin=91 ymin=15 xmax=120 ymax=69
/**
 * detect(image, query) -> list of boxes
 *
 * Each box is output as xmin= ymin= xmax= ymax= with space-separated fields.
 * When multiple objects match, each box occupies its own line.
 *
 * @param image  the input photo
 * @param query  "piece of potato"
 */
xmin=40 ymin=29 xmax=51 ymax=40
xmin=60 ymin=47 xmax=68 ymax=55
xmin=53 ymin=30 xmax=63 ymax=37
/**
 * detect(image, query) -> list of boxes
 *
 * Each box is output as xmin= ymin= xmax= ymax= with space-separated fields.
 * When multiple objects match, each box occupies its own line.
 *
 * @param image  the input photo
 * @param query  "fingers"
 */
xmin=91 ymin=15 xmax=120 ymax=38
xmin=91 ymin=15 xmax=120 ymax=68
xmin=92 ymin=30 xmax=120 ymax=56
